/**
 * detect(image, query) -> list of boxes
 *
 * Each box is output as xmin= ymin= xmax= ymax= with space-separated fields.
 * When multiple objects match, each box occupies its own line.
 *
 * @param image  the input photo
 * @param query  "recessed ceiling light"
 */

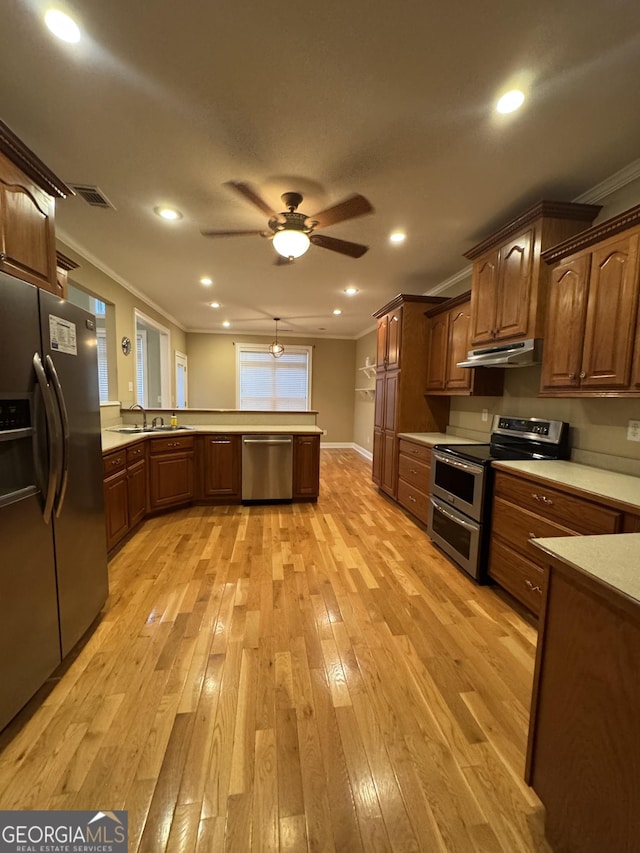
xmin=344 ymin=287 xmax=359 ymax=296
xmin=200 ymin=277 xmax=213 ymax=286
xmin=44 ymin=9 xmax=81 ymax=43
xmin=389 ymin=231 xmax=406 ymax=245
xmin=154 ymin=205 xmax=182 ymax=221
xmin=333 ymin=309 xmax=342 ymax=316
xmin=209 ymin=302 xmax=220 ymax=309
xmin=496 ymin=89 xmax=525 ymax=114
xmin=222 ymin=320 xmax=230 ymax=328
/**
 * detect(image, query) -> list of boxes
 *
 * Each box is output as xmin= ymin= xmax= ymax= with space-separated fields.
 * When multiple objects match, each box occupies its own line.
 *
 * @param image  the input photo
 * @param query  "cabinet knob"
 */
xmin=409 ymin=495 xmax=416 ymax=502
xmin=0 ymin=252 xmax=6 ymax=263
xmin=525 ymin=579 xmax=542 ymax=594
xmin=528 ymin=532 xmax=537 ymax=540
xmin=410 ymin=468 xmax=418 ymax=475
xmin=579 ymin=371 xmax=586 ymax=379
xmin=568 ymin=372 xmax=576 ymax=380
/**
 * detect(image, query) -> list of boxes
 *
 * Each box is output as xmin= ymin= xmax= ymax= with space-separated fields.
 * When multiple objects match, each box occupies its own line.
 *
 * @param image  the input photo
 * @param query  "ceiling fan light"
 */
xmin=273 ymin=229 xmax=310 ymax=259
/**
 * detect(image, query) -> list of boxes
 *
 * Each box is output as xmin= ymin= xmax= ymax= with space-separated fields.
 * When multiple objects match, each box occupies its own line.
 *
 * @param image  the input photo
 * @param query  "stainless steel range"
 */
xmin=428 ymin=416 xmax=569 ymax=581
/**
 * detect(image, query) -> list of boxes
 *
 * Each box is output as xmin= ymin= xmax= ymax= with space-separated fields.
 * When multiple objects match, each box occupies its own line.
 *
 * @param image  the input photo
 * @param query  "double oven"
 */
xmin=428 ymin=416 xmax=569 ymax=581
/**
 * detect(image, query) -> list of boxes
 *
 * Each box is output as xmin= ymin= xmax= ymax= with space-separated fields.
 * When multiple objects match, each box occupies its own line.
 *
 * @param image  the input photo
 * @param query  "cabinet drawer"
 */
xmin=397 ymin=453 xmax=430 ymax=491
xmin=494 ymin=472 xmax=621 ymax=535
xmin=126 ymin=443 xmax=146 ymax=465
xmin=488 ymin=539 xmax=547 ymax=616
xmin=398 ymin=439 xmax=431 ymax=464
xmin=492 ymin=497 xmax=579 ymax=561
xmin=103 ymin=450 xmax=127 ymax=477
xmin=149 ymin=435 xmax=195 ymax=454
xmin=397 ymin=479 xmax=430 ymax=525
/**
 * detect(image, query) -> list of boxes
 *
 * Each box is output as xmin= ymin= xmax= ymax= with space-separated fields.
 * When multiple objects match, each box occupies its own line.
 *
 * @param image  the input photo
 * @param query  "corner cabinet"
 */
xmin=425 ymin=293 xmax=504 ymax=396
xmin=372 ymin=294 xmax=450 ymax=498
xmin=0 ymin=121 xmax=71 ymax=294
xmin=149 ymin=435 xmax=195 ymax=510
xmin=464 ymin=201 xmax=600 ymax=348
xmin=540 ymin=206 xmax=640 ymax=396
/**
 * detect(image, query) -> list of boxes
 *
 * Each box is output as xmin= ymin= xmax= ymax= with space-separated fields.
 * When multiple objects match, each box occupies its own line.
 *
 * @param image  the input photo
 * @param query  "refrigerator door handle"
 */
xmin=45 ymin=354 xmax=70 ymax=518
xmin=32 ymin=353 xmax=60 ymax=524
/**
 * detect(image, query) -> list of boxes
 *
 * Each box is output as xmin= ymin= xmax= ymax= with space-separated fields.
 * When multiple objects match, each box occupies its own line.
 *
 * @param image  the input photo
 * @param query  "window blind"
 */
xmin=96 ymin=328 xmax=109 ymax=402
xmin=238 ymin=347 xmax=311 ymax=410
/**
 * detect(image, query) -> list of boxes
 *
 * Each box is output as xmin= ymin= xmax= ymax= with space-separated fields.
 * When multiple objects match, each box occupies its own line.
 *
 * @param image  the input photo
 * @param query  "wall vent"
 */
xmin=69 ymin=184 xmax=115 ymax=209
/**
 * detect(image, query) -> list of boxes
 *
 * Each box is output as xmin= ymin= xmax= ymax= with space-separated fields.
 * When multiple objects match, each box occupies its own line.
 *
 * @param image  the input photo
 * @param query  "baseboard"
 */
xmin=320 ymin=442 xmax=373 ymax=461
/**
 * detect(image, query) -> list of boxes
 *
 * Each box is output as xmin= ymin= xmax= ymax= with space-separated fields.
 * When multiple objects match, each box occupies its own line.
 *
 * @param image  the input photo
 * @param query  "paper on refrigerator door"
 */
xmin=49 ymin=314 xmax=77 ymax=356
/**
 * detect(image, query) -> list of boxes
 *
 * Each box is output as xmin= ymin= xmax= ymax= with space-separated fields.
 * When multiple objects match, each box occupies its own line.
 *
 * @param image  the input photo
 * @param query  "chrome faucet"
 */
xmin=152 ymin=416 xmax=165 ymax=428
xmin=129 ymin=403 xmax=147 ymax=429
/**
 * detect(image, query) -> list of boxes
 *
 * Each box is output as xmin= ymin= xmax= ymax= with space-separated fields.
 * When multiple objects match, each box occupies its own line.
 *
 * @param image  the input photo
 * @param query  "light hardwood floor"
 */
xmin=0 ymin=449 xmax=551 ymax=852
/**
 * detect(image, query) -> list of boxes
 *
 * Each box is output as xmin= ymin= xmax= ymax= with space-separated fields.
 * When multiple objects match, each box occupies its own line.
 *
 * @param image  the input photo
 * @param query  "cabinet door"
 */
xmin=383 ymin=371 xmax=399 ymax=432
xmin=376 ymin=316 xmax=388 ymax=368
xmin=470 ymin=249 xmax=499 ymax=345
xmin=580 ymin=233 xmax=640 ymax=388
xmin=149 ymin=453 xmax=194 ymax=509
xmin=381 ymin=431 xmax=397 ymax=497
xmin=204 ymin=435 xmax=241 ymax=496
xmin=293 ymin=435 xmax=320 ymax=499
xmin=0 ymin=154 xmax=57 ymax=293
xmin=104 ymin=470 xmax=128 ymax=550
xmin=496 ymin=229 xmax=533 ymax=341
xmin=540 ymin=255 xmax=591 ymax=390
xmin=373 ymin=373 xmax=385 ymax=429
xmin=386 ymin=307 xmax=402 ymax=369
xmin=445 ymin=307 xmax=472 ymax=391
xmin=425 ymin=313 xmax=448 ymax=391
xmin=372 ymin=429 xmax=383 ymax=486
xmin=127 ymin=459 xmax=147 ymax=528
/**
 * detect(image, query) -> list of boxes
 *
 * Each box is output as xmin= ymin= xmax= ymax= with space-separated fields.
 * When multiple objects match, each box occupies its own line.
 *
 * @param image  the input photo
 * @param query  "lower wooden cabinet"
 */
xmin=149 ymin=436 xmax=195 ymax=510
xmin=293 ymin=434 xmax=320 ymax=499
xmin=488 ymin=469 xmax=622 ymax=615
xmin=126 ymin=444 xmax=147 ymax=528
xmin=396 ymin=438 xmax=431 ymax=525
xmin=201 ymin=434 xmax=241 ymax=498
xmin=103 ymin=443 xmax=148 ymax=550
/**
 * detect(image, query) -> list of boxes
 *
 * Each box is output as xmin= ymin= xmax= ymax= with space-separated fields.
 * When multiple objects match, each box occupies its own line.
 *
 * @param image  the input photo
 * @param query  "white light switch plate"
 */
xmin=627 ymin=419 xmax=640 ymax=441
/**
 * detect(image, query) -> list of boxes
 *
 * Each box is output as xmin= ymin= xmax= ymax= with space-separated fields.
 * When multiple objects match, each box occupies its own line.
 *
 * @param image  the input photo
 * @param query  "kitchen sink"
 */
xmin=110 ymin=426 xmax=145 ymax=433
xmin=109 ymin=425 xmax=195 ymax=434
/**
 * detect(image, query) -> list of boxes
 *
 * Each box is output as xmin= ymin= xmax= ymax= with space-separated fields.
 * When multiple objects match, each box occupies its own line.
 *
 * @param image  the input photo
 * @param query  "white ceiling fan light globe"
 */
xmin=272 ymin=229 xmax=310 ymax=259
xmin=44 ymin=9 xmax=81 ymax=43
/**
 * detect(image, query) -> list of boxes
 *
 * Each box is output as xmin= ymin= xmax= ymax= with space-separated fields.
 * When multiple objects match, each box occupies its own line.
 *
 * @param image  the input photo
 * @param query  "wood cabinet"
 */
xmin=425 ymin=293 xmax=504 ymax=396
xmin=293 ymin=434 xmax=320 ymax=500
xmin=541 ymin=207 xmax=640 ymax=396
xmin=464 ymin=201 xmax=600 ymax=348
xmin=372 ymin=294 xmax=450 ymax=499
xmin=0 ymin=121 xmax=70 ymax=294
xmin=526 ymin=544 xmax=640 ymax=853
xmin=149 ymin=435 xmax=195 ymax=510
xmin=488 ymin=469 xmax=622 ymax=615
xmin=55 ymin=251 xmax=79 ymax=300
xmin=201 ymin=434 xmax=241 ymax=499
xmin=126 ymin=443 xmax=147 ymax=527
xmin=103 ymin=450 xmax=129 ymax=551
xmin=396 ymin=438 xmax=431 ymax=525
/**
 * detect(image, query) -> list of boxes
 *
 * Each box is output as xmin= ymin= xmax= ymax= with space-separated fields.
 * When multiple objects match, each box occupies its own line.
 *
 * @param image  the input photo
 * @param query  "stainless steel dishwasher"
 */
xmin=241 ymin=435 xmax=293 ymax=501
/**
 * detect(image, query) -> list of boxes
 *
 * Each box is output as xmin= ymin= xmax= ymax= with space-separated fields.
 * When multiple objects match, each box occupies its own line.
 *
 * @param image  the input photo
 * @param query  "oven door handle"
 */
xmin=433 ymin=450 xmax=484 ymax=475
xmin=430 ymin=498 xmax=478 ymax=531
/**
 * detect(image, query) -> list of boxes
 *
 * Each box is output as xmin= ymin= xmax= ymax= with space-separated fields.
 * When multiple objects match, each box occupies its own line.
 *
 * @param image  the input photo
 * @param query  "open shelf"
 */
xmin=358 ymin=365 xmax=376 ymax=379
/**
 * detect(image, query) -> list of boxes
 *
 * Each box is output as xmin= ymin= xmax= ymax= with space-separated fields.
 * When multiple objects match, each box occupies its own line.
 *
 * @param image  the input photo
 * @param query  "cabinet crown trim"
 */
xmin=373 ymin=293 xmax=446 ymax=318
xmin=463 ymin=200 xmax=602 ymax=260
xmin=0 ymin=120 xmax=72 ymax=199
xmin=542 ymin=203 xmax=640 ymax=262
xmin=425 ymin=290 xmax=471 ymax=318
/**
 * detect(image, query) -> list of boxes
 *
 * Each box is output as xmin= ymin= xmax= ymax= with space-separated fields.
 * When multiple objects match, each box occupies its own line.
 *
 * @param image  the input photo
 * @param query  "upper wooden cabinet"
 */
xmin=0 ymin=122 xmax=71 ymax=295
xmin=464 ymin=201 xmax=600 ymax=348
xmin=425 ymin=293 xmax=504 ymax=396
xmin=541 ymin=205 xmax=640 ymax=396
xmin=376 ymin=306 xmax=402 ymax=369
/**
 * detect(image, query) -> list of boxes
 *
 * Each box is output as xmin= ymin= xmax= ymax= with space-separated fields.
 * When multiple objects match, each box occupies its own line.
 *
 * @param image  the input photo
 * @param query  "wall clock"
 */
xmin=121 ymin=336 xmax=132 ymax=355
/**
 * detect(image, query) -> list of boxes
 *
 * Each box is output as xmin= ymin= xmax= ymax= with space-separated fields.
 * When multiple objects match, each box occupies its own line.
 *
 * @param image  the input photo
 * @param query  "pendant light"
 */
xmin=268 ymin=317 xmax=285 ymax=358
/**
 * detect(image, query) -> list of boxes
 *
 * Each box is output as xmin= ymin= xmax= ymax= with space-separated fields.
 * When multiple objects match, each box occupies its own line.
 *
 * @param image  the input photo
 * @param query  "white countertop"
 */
xmin=398 ymin=432 xmax=482 ymax=447
xmin=102 ymin=424 xmax=323 ymax=452
xmin=533 ymin=534 xmax=640 ymax=605
xmin=492 ymin=459 xmax=640 ymax=513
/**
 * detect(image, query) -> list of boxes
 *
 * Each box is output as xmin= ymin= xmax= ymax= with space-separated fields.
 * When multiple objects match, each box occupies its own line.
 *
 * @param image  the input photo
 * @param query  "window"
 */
xmin=237 ymin=345 xmax=312 ymax=410
xmin=67 ymin=284 xmax=112 ymax=403
xmin=134 ymin=310 xmax=171 ymax=408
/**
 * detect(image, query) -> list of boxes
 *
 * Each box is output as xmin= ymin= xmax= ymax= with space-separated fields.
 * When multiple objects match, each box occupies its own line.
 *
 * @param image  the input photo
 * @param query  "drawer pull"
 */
xmin=111 ymin=457 xmax=123 ymax=466
xmin=409 ymin=495 xmax=416 ymax=502
xmin=410 ymin=468 xmax=418 ymax=475
xmin=532 ymin=492 xmax=554 ymax=505
xmin=525 ymin=579 xmax=543 ymax=594
xmin=528 ymin=532 xmax=537 ymax=540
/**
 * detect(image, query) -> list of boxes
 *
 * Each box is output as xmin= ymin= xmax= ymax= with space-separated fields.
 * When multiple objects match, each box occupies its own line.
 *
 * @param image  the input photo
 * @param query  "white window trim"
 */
xmin=134 ymin=308 xmax=171 ymax=408
xmin=175 ymin=350 xmax=188 ymax=409
xmin=235 ymin=343 xmax=313 ymax=410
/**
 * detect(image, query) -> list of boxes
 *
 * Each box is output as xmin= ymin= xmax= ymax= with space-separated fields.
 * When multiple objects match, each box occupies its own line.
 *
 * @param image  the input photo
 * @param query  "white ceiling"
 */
xmin=3 ymin=1 xmax=640 ymax=338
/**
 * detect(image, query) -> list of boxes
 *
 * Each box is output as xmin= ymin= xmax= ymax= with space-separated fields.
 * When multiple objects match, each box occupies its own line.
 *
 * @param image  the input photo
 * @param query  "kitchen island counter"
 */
xmin=102 ymin=424 xmax=322 ymax=453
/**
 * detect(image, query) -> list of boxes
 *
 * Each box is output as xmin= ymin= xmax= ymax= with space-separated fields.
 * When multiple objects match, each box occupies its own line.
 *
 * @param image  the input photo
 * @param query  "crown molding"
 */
xmin=425 ymin=264 xmax=472 ymax=296
xmin=574 ymin=158 xmax=640 ymax=204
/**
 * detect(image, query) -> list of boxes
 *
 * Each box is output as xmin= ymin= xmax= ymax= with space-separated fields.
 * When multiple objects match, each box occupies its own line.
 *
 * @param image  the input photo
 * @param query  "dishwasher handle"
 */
xmin=242 ymin=437 xmax=293 ymax=444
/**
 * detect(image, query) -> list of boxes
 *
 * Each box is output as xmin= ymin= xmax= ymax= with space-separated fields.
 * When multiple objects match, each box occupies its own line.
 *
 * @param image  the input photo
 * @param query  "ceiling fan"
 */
xmin=201 ymin=181 xmax=374 ymax=262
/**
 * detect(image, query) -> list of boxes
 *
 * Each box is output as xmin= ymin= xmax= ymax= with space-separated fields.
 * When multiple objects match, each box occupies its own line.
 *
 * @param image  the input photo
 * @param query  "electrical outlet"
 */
xmin=128 ymin=381 xmax=133 ymax=392
xmin=482 ymin=408 xmax=489 ymax=422
xmin=627 ymin=419 xmax=640 ymax=441
xmin=322 ymin=429 xmax=328 ymax=436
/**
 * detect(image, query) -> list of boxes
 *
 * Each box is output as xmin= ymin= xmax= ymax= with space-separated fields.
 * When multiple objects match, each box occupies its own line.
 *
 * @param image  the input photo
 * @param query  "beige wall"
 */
xmin=353 ymin=330 xmax=377 ymax=454
xmin=186 ymin=332 xmax=356 ymax=442
xmin=57 ymin=240 xmax=187 ymax=407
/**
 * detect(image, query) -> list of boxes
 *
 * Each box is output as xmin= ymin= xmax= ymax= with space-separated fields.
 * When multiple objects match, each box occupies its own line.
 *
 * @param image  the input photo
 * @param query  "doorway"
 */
xmin=134 ymin=310 xmax=171 ymax=408
xmin=175 ymin=351 xmax=188 ymax=408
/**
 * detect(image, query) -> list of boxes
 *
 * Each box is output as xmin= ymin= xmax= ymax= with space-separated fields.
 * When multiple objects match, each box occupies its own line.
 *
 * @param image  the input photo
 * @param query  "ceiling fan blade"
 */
xmin=200 ymin=228 xmax=267 ymax=237
xmin=273 ymin=254 xmax=294 ymax=266
xmin=309 ymin=194 xmax=373 ymax=228
xmin=225 ymin=181 xmax=277 ymax=218
xmin=310 ymin=234 xmax=369 ymax=258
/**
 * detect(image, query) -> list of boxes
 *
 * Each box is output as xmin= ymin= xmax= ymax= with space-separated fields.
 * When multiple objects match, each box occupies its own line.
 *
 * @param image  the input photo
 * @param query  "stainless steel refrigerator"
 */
xmin=0 ymin=271 xmax=108 ymax=731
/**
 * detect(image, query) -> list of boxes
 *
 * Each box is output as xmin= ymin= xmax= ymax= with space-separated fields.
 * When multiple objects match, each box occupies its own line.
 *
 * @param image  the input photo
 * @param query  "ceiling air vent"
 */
xmin=69 ymin=183 xmax=115 ymax=210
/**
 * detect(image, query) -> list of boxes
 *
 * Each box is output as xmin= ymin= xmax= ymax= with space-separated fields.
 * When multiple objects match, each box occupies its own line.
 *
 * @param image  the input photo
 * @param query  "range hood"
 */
xmin=457 ymin=338 xmax=542 ymax=368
